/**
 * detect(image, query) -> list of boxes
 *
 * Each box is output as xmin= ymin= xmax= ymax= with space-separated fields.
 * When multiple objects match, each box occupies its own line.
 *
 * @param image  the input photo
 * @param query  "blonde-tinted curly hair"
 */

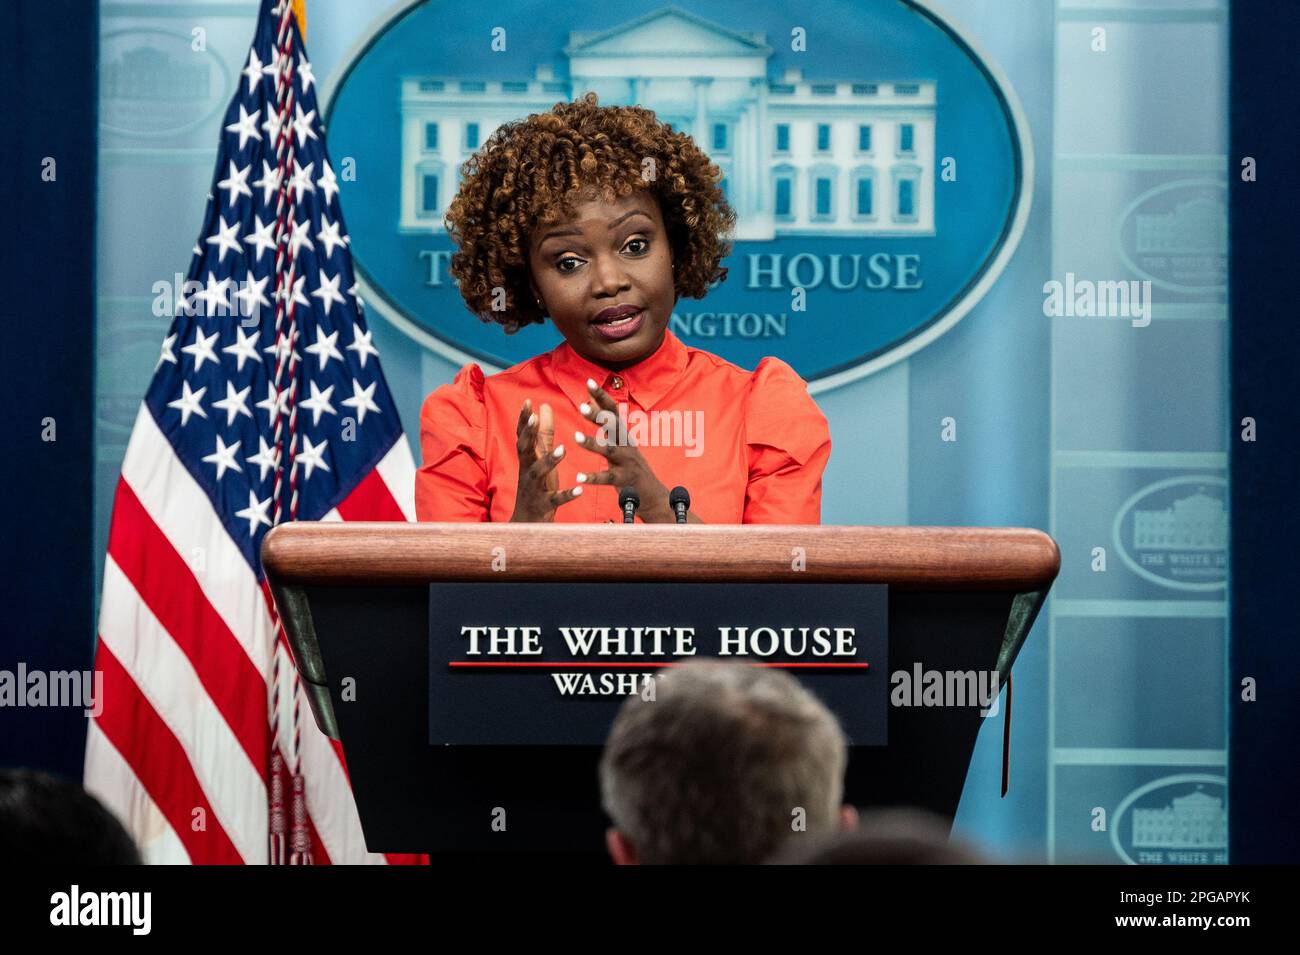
xmin=443 ymin=91 xmax=736 ymax=334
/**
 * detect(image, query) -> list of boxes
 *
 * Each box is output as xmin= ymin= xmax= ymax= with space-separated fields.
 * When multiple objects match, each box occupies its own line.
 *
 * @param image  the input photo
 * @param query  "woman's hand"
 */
xmin=509 ymin=398 xmax=583 ymax=522
xmin=573 ymin=378 xmax=702 ymax=524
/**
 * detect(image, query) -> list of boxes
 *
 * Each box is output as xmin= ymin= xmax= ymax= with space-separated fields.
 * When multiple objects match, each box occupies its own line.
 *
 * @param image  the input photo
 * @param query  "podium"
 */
xmin=262 ymin=523 xmax=1059 ymax=858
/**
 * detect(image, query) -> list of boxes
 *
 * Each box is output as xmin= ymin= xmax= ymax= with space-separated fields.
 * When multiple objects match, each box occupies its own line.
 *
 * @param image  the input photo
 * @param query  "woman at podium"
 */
xmin=415 ymin=92 xmax=831 ymax=524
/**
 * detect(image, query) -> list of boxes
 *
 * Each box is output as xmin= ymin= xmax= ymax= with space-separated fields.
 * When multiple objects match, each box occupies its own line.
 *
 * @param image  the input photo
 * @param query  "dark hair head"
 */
xmin=0 ymin=768 xmax=141 ymax=864
xmin=444 ymin=90 xmax=736 ymax=334
xmin=770 ymin=806 xmax=990 ymax=865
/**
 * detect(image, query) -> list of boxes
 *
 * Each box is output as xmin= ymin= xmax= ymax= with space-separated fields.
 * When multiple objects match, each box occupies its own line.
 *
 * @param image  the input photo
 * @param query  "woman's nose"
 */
xmin=591 ymin=253 xmax=630 ymax=293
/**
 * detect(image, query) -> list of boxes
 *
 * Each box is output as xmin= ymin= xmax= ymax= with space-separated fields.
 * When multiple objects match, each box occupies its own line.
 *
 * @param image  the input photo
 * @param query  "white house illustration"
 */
xmin=1136 ymin=197 xmax=1227 ymax=256
xmin=1132 ymin=790 xmax=1227 ymax=850
xmin=399 ymin=5 xmax=936 ymax=239
xmin=1133 ymin=491 xmax=1227 ymax=551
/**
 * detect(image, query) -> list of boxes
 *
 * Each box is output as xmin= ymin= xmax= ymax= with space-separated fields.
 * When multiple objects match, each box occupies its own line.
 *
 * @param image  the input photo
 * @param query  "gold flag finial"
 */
xmin=292 ymin=0 xmax=306 ymax=37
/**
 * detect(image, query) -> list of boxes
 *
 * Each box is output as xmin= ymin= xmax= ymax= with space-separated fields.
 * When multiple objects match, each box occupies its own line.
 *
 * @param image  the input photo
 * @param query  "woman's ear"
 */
xmin=525 ymin=268 xmax=543 ymax=311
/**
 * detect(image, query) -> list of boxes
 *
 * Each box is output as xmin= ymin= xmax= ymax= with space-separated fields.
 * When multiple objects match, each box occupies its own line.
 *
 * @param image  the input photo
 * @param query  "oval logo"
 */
xmin=324 ymin=0 xmax=1032 ymax=389
xmin=1110 ymin=774 xmax=1227 ymax=865
xmin=100 ymin=29 xmax=232 ymax=138
xmin=1111 ymin=475 xmax=1227 ymax=591
xmin=1117 ymin=178 xmax=1227 ymax=296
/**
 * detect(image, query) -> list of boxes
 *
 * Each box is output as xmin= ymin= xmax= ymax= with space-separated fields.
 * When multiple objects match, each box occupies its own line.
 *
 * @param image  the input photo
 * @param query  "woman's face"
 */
xmin=527 ymin=189 xmax=675 ymax=370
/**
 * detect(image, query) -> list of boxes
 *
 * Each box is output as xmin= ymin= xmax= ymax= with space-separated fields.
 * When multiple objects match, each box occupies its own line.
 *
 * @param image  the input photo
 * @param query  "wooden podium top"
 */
xmin=262 ymin=523 xmax=1059 ymax=592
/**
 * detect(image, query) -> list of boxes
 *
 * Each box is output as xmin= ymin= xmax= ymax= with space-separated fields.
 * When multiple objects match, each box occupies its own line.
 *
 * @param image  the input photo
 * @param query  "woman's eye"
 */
xmin=556 ymin=239 xmax=647 ymax=273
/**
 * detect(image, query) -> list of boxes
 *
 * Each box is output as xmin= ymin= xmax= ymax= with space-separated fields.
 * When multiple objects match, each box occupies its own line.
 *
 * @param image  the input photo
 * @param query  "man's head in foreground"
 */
xmin=0 ymin=768 xmax=140 ymax=864
xmin=598 ymin=659 xmax=858 ymax=864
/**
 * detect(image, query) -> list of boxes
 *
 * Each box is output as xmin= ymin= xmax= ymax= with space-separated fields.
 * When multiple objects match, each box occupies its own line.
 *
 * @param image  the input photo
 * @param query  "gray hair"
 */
xmin=598 ymin=659 xmax=848 ymax=864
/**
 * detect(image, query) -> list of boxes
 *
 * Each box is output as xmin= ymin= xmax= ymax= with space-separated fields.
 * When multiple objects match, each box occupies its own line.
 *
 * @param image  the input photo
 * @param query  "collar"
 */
xmin=549 ymin=326 xmax=688 ymax=411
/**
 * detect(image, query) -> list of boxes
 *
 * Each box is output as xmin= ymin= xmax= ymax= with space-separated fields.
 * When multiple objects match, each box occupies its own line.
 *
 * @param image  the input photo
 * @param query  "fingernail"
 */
xmin=576 ymin=472 xmax=586 ymax=483
xmin=528 ymin=413 xmax=538 ymax=427
xmin=587 ymin=378 xmax=597 ymax=389
xmin=579 ymin=402 xmax=591 ymax=415
xmin=574 ymin=431 xmax=585 ymax=443
xmin=553 ymin=445 xmax=564 ymax=457
xmin=572 ymin=486 xmax=583 ymax=496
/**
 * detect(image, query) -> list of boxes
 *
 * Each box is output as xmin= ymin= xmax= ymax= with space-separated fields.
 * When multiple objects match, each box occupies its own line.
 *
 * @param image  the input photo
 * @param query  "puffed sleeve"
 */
xmin=742 ymin=356 xmax=832 ymax=524
xmin=415 ymin=362 xmax=490 ymax=522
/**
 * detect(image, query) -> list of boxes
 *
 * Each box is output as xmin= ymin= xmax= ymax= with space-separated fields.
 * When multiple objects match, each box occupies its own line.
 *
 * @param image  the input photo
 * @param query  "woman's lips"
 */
xmin=591 ymin=308 xmax=645 ymax=341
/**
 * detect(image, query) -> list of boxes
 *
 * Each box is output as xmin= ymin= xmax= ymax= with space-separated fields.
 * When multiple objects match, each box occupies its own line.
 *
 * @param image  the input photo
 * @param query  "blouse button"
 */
xmin=610 ymin=375 xmax=624 ymax=390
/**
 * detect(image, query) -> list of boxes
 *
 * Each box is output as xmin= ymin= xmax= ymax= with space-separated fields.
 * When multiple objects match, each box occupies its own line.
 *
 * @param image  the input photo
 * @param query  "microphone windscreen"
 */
xmin=619 ymin=486 xmax=640 ymax=508
xmin=669 ymin=486 xmax=690 ymax=510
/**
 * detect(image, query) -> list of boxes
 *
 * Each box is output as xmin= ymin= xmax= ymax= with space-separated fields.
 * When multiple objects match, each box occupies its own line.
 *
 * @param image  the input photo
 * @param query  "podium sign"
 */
xmin=428 ymin=581 xmax=889 ymax=746
xmin=263 ymin=523 xmax=1059 ymax=854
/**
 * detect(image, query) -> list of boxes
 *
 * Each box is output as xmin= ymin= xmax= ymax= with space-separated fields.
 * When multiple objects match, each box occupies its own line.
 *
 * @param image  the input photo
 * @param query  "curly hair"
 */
xmin=443 ymin=91 xmax=736 ymax=334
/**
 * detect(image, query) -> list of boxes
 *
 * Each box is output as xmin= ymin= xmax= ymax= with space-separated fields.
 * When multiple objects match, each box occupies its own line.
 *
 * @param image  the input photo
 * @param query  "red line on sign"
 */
xmin=448 ymin=661 xmax=869 ymax=669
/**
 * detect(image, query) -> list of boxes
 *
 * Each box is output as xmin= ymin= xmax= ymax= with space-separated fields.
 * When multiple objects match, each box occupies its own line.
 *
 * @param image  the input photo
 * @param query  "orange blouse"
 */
xmin=415 ymin=328 xmax=831 ymax=524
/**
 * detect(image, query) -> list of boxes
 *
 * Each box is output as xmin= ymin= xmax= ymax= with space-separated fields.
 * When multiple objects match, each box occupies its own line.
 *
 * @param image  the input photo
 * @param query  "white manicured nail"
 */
xmin=572 ymin=486 xmax=583 ymax=496
xmin=528 ymin=413 xmax=537 ymax=427
xmin=579 ymin=402 xmax=591 ymax=415
xmin=576 ymin=472 xmax=586 ymax=483
xmin=553 ymin=445 xmax=564 ymax=457
xmin=575 ymin=431 xmax=585 ymax=443
xmin=587 ymin=378 xmax=597 ymax=389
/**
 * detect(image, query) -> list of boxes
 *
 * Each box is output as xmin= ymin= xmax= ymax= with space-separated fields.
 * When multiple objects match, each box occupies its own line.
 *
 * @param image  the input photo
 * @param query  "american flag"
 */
xmin=84 ymin=0 xmax=421 ymax=864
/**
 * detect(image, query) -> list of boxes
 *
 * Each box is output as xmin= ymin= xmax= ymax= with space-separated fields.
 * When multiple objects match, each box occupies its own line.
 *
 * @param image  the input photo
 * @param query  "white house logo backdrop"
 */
xmin=322 ymin=0 xmax=1031 ymax=390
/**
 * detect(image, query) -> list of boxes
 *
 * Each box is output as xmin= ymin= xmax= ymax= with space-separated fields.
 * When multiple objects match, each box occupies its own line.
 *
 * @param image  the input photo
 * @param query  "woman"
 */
xmin=416 ymin=92 xmax=831 ymax=524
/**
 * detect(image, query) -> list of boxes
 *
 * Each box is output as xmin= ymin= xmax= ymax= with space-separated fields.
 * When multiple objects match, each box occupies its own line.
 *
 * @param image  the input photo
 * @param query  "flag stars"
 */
xmin=157 ymin=333 xmax=178 ymax=369
xmin=262 ymin=46 xmax=285 ymax=83
xmin=292 ymin=102 xmax=319 ymax=148
xmin=234 ymin=272 xmax=272 ymax=322
xmin=299 ymin=380 xmax=337 ymax=426
xmin=234 ymin=489 xmax=273 ymax=535
xmin=297 ymin=54 xmax=316 ymax=93
xmin=276 ymin=274 xmax=311 ymax=314
xmin=342 ymin=379 xmax=381 ymax=425
xmin=316 ymin=215 xmax=346 ymax=259
xmin=241 ymin=48 xmax=266 ymax=94
xmin=181 ymin=327 xmax=221 ymax=371
xmin=265 ymin=328 xmax=301 ymax=367
xmin=212 ymin=381 xmax=254 ymax=426
xmin=167 ymin=380 xmax=208 ymax=426
xmin=256 ymin=382 xmax=288 ymax=424
xmin=311 ymin=268 xmax=347 ymax=317
xmin=253 ymin=162 xmax=282 ymax=206
xmin=244 ymin=214 xmax=277 ymax=262
xmin=288 ymin=215 xmax=315 ymax=259
xmin=217 ymin=160 xmax=252 ymax=207
xmin=193 ymin=272 xmax=233 ymax=316
xmin=205 ymin=215 xmax=243 ymax=263
xmin=305 ymin=327 xmax=343 ymax=371
xmin=289 ymin=159 xmax=315 ymax=202
xmin=202 ymin=434 xmax=243 ymax=481
xmin=347 ymin=328 xmax=380 ymax=369
xmin=224 ymin=103 xmax=263 ymax=150
xmin=262 ymin=107 xmax=284 ymax=148
xmin=247 ymin=435 xmax=281 ymax=482
xmin=222 ymin=325 xmax=263 ymax=372
xmin=316 ymin=162 xmax=340 ymax=205
xmin=293 ymin=434 xmax=330 ymax=480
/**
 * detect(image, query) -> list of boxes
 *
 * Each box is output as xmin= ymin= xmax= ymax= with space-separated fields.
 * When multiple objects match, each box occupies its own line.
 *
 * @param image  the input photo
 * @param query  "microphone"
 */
xmin=669 ymin=486 xmax=691 ymax=524
xmin=619 ymin=486 xmax=640 ymax=524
